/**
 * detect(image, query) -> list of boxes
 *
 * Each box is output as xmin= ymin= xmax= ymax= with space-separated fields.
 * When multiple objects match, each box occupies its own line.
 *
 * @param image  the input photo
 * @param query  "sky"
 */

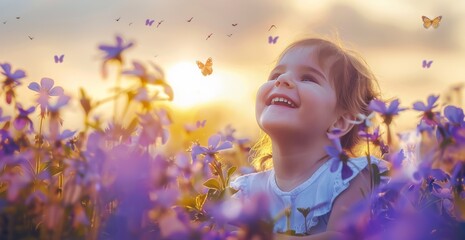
xmin=1 ymin=0 xmax=465 ymax=143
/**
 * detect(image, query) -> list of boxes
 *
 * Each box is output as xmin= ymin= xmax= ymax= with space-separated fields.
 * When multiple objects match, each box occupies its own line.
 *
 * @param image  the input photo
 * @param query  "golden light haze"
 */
xmin=1 ymin=0 xmax=464 ymax=147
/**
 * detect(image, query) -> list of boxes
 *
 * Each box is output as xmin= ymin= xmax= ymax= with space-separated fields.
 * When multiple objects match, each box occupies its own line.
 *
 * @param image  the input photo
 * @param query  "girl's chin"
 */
xmin=259 ymin=121 xmax=300 ymax=135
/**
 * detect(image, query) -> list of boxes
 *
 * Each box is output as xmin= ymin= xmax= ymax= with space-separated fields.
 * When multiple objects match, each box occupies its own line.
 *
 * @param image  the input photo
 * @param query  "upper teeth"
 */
xmin=271 ymin=97 xmax=296 ymax=108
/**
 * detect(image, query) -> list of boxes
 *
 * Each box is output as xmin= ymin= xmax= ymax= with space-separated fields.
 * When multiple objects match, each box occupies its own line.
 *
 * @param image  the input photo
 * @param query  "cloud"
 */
xmin=308 ymin=3 xmax=461 ymax=51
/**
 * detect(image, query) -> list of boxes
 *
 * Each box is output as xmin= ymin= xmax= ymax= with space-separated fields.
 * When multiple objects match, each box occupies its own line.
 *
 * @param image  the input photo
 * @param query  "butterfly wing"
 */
xmin=268 ymin=36 xmax=279 ymax=44
xmin=422 ymin=16 xmax=431 ymax=28
xmin=59 ymin=54 xmax=64 ymax=63
xmin=431 ymin=16 xmax=442 ymax=28
xmin=196 ymin=60 xmax=205 ymax=69
xmin=146 ymin=19 xmax=154 ymax=26
xmin=54 ymin=55 xmax=59 ymax=63
xmin=197 ymin=58 xmax=213 ymax=76
xmin=204 ymin=58 xmax=213 ymax=75
xmin=422 ymin=60 xmax=433 ymax=68
xmin=422 ymin=16 xmax=432 ymax=29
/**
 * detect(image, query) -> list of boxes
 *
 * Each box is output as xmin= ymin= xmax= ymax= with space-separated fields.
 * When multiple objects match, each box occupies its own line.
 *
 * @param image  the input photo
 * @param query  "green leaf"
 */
xmin=226 ymin=166 xmax=237 ymax=184
xmin=297 ymin=207 xmax=310 ymax=218
xmin=371 ymin=163 xmax=381 ymax=186
xmin=195 ymin=193 xmax=207 ymax=210
xmin=203 ymin=178 xmax=221 ymax=190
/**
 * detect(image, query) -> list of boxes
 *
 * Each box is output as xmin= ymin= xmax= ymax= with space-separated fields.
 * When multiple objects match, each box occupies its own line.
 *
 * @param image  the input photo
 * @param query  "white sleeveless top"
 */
xmin=230 ymin=156 xmax=389 ymax=235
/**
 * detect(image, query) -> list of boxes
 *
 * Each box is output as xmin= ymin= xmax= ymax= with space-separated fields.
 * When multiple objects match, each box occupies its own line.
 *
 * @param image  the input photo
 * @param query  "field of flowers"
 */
xmin=1 ymin=35 xmax=465 ymax=240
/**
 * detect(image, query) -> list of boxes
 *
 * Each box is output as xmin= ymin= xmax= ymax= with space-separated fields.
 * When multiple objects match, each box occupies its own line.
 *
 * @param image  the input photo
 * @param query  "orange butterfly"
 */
xmin=196 ymin=58 xmax=213 ymax=76
xmin=422 ymin=16 xmax=442 ymax=29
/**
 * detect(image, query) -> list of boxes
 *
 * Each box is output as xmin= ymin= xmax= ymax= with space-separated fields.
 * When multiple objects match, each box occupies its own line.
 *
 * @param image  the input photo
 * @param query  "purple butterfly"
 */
xmin=54 ymin=54 xmax=64 ymax=63
xmin=146 ymin=19 xmax=154 ymax=26
xmin=268 ymin=36 xmax=279 ymax=44
xmin=422 ymin=60 xmax=433 ymax=68
xmin=184 ymin=120 xmax=206 ymax=133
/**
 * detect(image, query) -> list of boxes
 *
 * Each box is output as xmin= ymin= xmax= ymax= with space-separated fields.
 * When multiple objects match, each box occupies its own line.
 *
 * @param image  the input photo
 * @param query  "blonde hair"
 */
xmin=251 ymin=36 xmax=381 ymax=171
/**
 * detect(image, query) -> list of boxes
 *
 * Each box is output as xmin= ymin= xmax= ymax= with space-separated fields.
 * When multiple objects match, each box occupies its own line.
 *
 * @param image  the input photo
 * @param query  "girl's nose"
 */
xmin=274 ymin=74 xmax=295 ymax=88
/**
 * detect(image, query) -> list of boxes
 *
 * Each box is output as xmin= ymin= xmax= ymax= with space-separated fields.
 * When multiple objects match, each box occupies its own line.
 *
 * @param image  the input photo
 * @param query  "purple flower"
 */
xmin=1 ymin=63 xmax=26 ymax=84
xmin=134 ymin=87 xmax=167 ymax=110
xmin=416 ymin=119 xmax=435 ymax=136
xmin=13 ymin=103 xmax=35 ymax=131
xmin=98 ymin=35 xmax=134 ymax=78
xmin=0 ymin=171 xmax=32 ymax=201
xmin=174 ymin=152 xmax=201 ymax=179
xmin=325 ymin=130 xmax=352 ymax=180
xmin=0 ymin=107 xmax=11 ymax=123
xmin=431 ymin=187 xmax=454 ymax=215
xmin=217 ymin=124 xmax=249 ymax=145
xmin=444 ymin=105 xmax=465 ymax=126
xmin=123 ymin=61 xmax=164 ymax=85
xmin=413 ymin=165 xmax=449 ymax=193
xmin=191 ymin=134 xmax=233 ymax=163
xmin=0 ymin=130 xmax=19 ymax=156
xmin=137 ymin=109 xmax=171 ymax=146
xmin=450 ymin=162 xmax=465 ymax=199
xmin=369 ymin=99 xmax=406 ymax=125
xmin=28 ymin=78 xmax=64 ymax=116
xmin=1 ymin=63 xmax=26 ymax=104
xmin=47 ymin=94 xmax=70 ymax=113
xmin=389 ymin=149 xmax=406 ymax=170
xmin=57 ymin=129 xmax=76 ymax=141
xmin=359 ymin=126 xmax=389 ymax=155
xmin=412 ymin=95 xmax=440 ymax=125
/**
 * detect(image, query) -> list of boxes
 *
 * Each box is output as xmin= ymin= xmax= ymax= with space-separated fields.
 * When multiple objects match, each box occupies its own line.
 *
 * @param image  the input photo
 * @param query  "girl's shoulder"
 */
xmin=310 ymin=155 xmax=390 ymax=217
xmin=344 ymin=155 xmax=390 ymax=184
xmin=229 ymin=169 xmax=272 ymax=198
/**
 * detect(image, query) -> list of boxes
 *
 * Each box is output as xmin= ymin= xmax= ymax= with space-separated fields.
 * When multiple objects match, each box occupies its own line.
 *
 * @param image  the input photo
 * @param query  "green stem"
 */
xmin=89 ymin=195 xmax=100 ymax=240
xmin=212 ymin=157 xmax=226 ymax=189
xmin=386 ymin=124 xmax=392 ymax=146
xmin=36 ymin=116 xmax=45 ymax=175
xmin=113 ymin=64 xmax=122 ymax=123
xmin=366 ymin=136 xmax=373 ymax=191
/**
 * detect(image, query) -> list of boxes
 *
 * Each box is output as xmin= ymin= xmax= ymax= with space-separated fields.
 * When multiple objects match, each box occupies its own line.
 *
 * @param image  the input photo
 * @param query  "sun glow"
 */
xmin=166 ymin=61 xmax=224 ymax=108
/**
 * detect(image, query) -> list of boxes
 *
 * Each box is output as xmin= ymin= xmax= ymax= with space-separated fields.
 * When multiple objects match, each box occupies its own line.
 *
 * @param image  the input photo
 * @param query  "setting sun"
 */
xmin=166 ymin=61 xmax=225 ymax=108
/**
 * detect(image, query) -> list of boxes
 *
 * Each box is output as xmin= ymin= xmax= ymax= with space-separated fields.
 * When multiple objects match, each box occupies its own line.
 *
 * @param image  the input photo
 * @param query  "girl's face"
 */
xmin=256 ymin=45 xmax=339 ymax=139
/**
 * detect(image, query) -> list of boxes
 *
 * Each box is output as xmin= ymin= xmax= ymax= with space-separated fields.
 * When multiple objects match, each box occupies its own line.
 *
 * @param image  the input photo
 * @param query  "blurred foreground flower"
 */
xmin=28 ymin=77 xmax=64 ymax=116
xmin=1 ymin=63 xmax=26 ymax=104
xmin=99 ymin=35 xmax=133 ymax=78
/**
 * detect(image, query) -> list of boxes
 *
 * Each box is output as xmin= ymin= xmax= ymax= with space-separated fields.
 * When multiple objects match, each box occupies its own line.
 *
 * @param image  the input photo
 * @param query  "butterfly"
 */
xmin=232 ymin=23 xmax=238 ymax=26
xmin=196 ymin=58 xmax=213 ymax=76
xmin=268 ymin=25 xmax=276 ymax=31
xmin=16 ymin=17 xmax=20 ymax=19
xmin=157 ymin=20 xmax=164 ymax=28
xmin=187 ymin=17 xmax=193 ymax=22
xmin=54 ymin=54 xmax=64 ymax=63
xmin=146 ymin=19 xmax=154 ymax=26
xmin=184 ymin=120 xmax=207 ymax=133
xmin=422 ymin=60 xmax=433 ymax=68
xmin=206 ymin=33 xmax=213 ymax=40
xmin=268 ymin=36 xmax=279 ymax=44
xmin=422 ymin=16 xmax=442 ymax=29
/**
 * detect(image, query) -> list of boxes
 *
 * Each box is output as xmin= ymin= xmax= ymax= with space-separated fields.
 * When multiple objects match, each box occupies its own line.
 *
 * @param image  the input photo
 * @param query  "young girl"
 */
xmin=230 ymin=37 xmax=388 ymax=239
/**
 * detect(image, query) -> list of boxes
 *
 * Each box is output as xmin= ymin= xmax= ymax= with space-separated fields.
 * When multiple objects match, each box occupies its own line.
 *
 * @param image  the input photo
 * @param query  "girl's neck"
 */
xmin=271 ymin=137 xmax=332 ymax=192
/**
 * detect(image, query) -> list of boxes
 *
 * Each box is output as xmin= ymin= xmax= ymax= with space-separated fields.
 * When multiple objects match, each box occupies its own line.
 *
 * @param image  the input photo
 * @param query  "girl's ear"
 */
xmin=329 ymin=112 xmax=355 ymax=136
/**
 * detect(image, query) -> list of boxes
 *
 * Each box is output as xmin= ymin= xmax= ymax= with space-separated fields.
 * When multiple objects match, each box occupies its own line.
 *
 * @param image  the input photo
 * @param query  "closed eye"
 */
xmin=302 ymin=74 xmax=318 ymax=83
xmin=268 ymin=73 xmax=281 ymax=81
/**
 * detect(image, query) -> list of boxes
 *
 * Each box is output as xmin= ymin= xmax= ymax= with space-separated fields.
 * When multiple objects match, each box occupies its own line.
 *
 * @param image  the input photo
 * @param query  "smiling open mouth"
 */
xmin=270 ymin=97 xmax=297 ymax=108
